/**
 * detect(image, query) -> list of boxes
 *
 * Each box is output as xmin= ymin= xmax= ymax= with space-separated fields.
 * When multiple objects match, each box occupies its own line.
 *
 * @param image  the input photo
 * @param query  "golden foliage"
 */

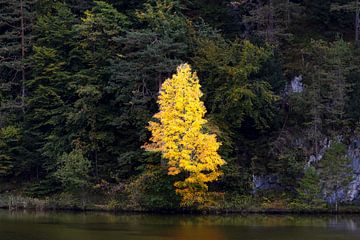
xmin=143 ymin=63 xmax=225 ymax=207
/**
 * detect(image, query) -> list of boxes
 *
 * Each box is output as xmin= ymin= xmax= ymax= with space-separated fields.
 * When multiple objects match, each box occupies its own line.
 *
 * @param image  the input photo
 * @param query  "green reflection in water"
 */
xmin=1 ymin=210 xmax=360 ymax=240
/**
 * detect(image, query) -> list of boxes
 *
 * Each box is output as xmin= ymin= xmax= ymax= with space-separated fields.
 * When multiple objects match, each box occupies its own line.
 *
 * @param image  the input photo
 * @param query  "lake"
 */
xmin=1 ymin=210 xmax=360 ymax=240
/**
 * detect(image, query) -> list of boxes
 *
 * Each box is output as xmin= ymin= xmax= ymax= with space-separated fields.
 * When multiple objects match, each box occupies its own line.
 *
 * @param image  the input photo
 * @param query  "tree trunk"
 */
xmin=335 ymin=183 xmax=339 ymax=212
xmin=335 ymin=199 xmax=338 ymax=212
xmin=95 ymin=150 xmax=98 ymax=177
xmin=356 ymin=0 xmax=359 ymax=45
xmin=313 ymin=73 xmax=320 ymax=156
xmin=286 ymin=0 xmax=290 ymax=29
xmin=268 ymin=0 xmax=275 ymax=43
xmin=20 ymin=0 xmax=26 ymax=111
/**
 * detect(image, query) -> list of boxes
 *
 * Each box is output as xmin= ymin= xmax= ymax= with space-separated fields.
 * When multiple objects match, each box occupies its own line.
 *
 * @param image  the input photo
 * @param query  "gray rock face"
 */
xmin=346 ymin=137 xmax=360 ymax=203
xmin=290 ymin=75 xmax=304 ymax=93
xmin=252 ymin=174 xmax=280 ymax=193
xmin=283 ymin=75 xmax=304 ymax=96
xmin=307 ymin=138 xmax=331 ymax=167
xmin=252 ymin=137 xmax=360 ymax=203
xmin=301 ymin=137 xmax=360 ymax=203
xmin=326 ymin=137 xmax=360 ymax=203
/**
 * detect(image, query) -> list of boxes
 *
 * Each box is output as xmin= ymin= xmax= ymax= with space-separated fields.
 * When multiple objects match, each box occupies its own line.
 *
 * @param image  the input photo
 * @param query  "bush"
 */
xmin=222 ymin=194 xmax=257 ymax=211
xmin=125 ymin=166 xmax=180 ymax=211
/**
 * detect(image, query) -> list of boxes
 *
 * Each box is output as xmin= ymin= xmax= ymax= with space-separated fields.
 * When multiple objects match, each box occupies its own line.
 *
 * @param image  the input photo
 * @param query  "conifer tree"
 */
xmin=331 ymin=0 xmax=360 ymax=44
xmin=0 ymin=126 xmax=20 ymax=176
xmin=238 ymin=0 xmax=301 ymax=44
xmin=303 ymin=39 xmax=352 ymax=145
xmin=107 ymin=0 xmax=189 ymax=178
xmin=0 ymin=0 xmax=36 ymax=110
xmin=193 ymin=38 xmax=277 ymax=131
xmin=296 ymin=166 xmax=323 ymax=208
xmin=54 ymin=149 xmax=91 ymax=193
xmin=24 ymin=3 xmax=78 ymax=180
xmin=319 ymin=142 xmax=353 ymax=211
xmin=68 ymin=1 xmax=128 ymax=178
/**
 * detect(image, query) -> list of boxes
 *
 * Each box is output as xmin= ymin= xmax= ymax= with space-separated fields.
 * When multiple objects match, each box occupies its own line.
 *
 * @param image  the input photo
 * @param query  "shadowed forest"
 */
xmin=1 ymin=0 xmax=360 ymax=211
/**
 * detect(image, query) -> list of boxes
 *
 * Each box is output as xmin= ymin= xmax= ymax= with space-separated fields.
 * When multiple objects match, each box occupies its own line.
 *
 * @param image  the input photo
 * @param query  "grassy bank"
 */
xmin=2 ymin=193 xmax=360 ymax=214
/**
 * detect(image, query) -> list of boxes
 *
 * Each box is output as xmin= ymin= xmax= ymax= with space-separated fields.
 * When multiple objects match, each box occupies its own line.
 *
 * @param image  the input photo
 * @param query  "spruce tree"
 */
xmin=319 ymin=142 xmax=353 ymax=211
xmin=107 ymin=0 xmax=189 ymax=178
xmin=0 ymin=126 xmax=20 ymax=176
xmin=303 ymin=39 xmax=352 ymax=155
xmin=67 ymin=1 xmax=128 ymax=178
xmin=0 ymin=0 xmax=36 ymax=110
xmin=238 ymin=0 xmax=301 ymax=44
xmin=0 ymin=0 xmax=36 ymax=181
xmin=296 ymin=166 xmax=323 ymax=208
xmin=331 ymin=0 xmax=360 ymax=44
xmin=23 ymin=3 xmax=77 ymax=183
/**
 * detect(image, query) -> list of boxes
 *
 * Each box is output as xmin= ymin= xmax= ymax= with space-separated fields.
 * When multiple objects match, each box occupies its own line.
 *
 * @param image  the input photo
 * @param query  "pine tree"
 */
xmin=296 ymin=166 xmax=324 ymax=208
xmin=331 ymin=0 xmax=360 ymax=44
xmin=238 ymin=0 xmax=301 ymax=44
xmin=320 ymin=142 xmax=353 ymax=211
xmin=54 ymin=149 xmax=91 ymax=193
xmin=302 ymin=0 xmax=331 ymax=28
xmin=66 ymin=1 xmax=128 ymax=178
xmin=107 ymin=0 xmax=190 ymax=178
xmin=144 ymin=64 xmax=225 ymax=207
xmin=322 ymin=39 xmax=352 ymax=133
xmin=0 ymin=0 xmax=36 ymax=181
xmin=304 ymin=71 xmax=324 ymax=156
xmin=193 ymin=37 xmax=278 ymax=132
xmin=24 ymin=3 xmax=78 ymax=181
xmin=303 ymin=39 xmax=352 ymax=155
xmin=0 ymin=126 xmax=20 ymax=176
xmin=0 ymin=0 xmax=36 ymax=110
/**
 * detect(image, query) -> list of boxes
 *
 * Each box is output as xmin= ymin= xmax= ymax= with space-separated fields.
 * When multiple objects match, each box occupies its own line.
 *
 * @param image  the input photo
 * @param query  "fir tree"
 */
xmin=296 ymin=166 xmax=324 ymax=208
xmin=0 ymin=0 xmax=37 ymax=110
xmin=320 ymin=142 xmax=353 ymax=211
xmin=24 ymin=3 xmax=78 ymax=181
xmin=0 ymin=126 xmax=20 ymax=176
xmin=331 ymin=0 xmax=360 ymax=44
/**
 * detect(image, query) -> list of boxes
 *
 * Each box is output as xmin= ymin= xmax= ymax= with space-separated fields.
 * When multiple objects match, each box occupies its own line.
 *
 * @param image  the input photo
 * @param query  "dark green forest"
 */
xmin=1 ymin=0 xmax=360 ymax=211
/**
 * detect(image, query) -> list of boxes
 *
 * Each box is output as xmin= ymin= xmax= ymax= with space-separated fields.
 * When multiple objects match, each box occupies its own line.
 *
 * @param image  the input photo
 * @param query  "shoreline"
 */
xmin=3 ymin=205 xmax=360 ymax=215
xmin=3 ymin=193 xmax=360 ymax=215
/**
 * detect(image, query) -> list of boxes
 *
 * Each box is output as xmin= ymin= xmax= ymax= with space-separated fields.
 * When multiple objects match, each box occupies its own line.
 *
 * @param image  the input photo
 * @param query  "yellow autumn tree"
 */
xmin=143 ymin=63 xmax=225 ymax=207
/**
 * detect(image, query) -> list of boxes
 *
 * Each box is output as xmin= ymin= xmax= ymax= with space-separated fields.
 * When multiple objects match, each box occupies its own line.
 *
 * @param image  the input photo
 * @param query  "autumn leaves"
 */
xmin=143 ymin=64 xmax=225 ymax=207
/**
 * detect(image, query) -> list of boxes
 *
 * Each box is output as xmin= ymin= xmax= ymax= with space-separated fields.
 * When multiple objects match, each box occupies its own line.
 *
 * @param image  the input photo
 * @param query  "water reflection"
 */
xmin=328 ymin=216 xmax=360 ymax=231
xmin=1 ymin=211 xmax=360 ymax=240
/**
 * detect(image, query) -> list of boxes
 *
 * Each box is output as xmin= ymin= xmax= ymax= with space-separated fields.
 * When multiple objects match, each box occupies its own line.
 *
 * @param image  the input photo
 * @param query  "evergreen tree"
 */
xmin=322 ymin=40 xmax=352 ymax=133
xmin=24 ymin=3 xmax=78 ymax=181
xmin=302 ymin=0 xmax=331 ymax=28
xmin=303 ymin=39 xmax=353 ymax=156
xmin=304 ymin=71 xmax=324 ymax=156
xmin=0 ymin=126 xmax=20 ymax=176
xmin=0 ymin=0 xmax=37 ymax=110
xmin=320 ymin=142 xmax=353 ymax=211
xmin=193 ymin=38 xmax=277 ymax=131
xmin=296 ymin=166 xmax=324 ymax=208
xmin=237 ymin=0 xmax=301 ymax=44
xmin=107 ymin=0 xmax=190 ymax=178
xmin=66 ymin=1 xmax=128 ymax=179
xmin=193 ymin=37 xmax=279 ymax=190
xmin=331 ymin=0 xmax=360 ymax=44
xmin=54 ymin=149 xmax=91 ymax=193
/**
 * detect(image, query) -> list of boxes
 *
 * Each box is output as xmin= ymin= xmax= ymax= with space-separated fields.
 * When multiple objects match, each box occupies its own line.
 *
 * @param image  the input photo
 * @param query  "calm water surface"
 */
xmin=1 ymin=210 xmax=360 ymax=240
